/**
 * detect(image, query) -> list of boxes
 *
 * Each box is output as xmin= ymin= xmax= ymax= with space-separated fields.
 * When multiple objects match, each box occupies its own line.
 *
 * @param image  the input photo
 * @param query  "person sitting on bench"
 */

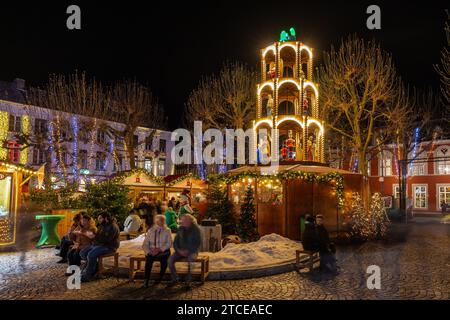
xmin=142 ymin=214 xmax=173 ymax=287
xmin=302 ymin=214 xmax=319 ymax=252
xmin=315 ymin=214 xmax=338 ymax=274
xmin=79 ymin=212 xmax=120 ymax=282
xmin=120 ymin=209 xmax=142 ymax=238
xmin=168 ymin=214 xmax=201 ymax=287
xmin=67 ymin=213 xmax=97 ymax=267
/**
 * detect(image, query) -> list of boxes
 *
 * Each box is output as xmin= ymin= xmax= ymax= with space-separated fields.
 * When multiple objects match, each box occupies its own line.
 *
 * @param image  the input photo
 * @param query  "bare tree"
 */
xmin=23 ymin=72 xmax=110 ymax=186
xmin=319 ymin=35 xmax=400 ymax=201
xmin=185 ymin=62 xmax=257 ymax=130
xmin=384 ymin=86 xmax=437 ymax=215
xmin=435 ymin=11 xmax=450 ymax=111
xmin=108 ymin=80 xmax=166 ymax=170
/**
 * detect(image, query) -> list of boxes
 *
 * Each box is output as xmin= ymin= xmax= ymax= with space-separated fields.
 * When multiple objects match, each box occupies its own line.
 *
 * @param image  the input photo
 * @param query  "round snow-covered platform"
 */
xmin=103 ymin=233 xmax=304 ymax=280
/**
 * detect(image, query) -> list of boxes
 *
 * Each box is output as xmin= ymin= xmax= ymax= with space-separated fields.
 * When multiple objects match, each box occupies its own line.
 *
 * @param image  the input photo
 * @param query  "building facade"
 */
xmin=0 ymin=99 xmax=175 ymax=188
xmin=365 ymin=141 xmax=450 ymax=214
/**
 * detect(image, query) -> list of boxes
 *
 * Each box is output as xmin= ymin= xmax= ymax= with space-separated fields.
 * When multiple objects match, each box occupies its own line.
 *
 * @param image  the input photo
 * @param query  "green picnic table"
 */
xmin=35 ymin=215 xmax=66 ymax=248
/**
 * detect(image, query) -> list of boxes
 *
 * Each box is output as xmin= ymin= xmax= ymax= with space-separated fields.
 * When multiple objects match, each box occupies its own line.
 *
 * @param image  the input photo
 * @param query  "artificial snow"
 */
xmin=109 ymin=233 xmax=302 ymax=271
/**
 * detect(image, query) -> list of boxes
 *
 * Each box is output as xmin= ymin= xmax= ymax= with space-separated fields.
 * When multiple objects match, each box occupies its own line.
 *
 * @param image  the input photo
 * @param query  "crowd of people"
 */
xmin=56 ymin=189 xmax=338 ymax=284
xmin=56 ymin=189 xmax=201 ymax=286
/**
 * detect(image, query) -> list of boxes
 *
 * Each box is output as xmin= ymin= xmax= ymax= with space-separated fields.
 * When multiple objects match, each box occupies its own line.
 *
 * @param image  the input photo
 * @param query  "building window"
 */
xmin=410 ymin=162 xmax=426 ymax=176
xmin=413 ymin=185 xmax=427 ymax=209
xmin=34 ymin=118 xmax=48 ymax=135
xmin=144 ymin=157 xmax=152 ymax=171
xmin=393 ymin=185 xmax=400 ymax=199
xmin=97 ymin=130 xmax=106 ymax=144
xmin=438 ymin=185 xmax=450 ymax=208
xmin=378 ymin=152 xmax=392 ymax=176
xmin=79 ymin=150 xmax=88 ymax=170
xmin=7 ymin=141 xmax=20 ymax=163
xmin=435 ymin=146 xmax=450 ymax=175
xmin=113 ymin=156 xmax=123 ymax=172
xmin=133 ymin=135 xmax=139 ymax=148
xmin=32 ymin=148 xmax=46 ymax=165
xmin=95 ymin=152 xmax=106 ymax=171
xmin=145 ymin=137 xmax=153 ymax=151
xmin=158 ymin=159 xmax=165 ymax=176
xmin=393 ymin=185 xmax=407 ymax=199
xmin=8 ymin=115 xmax=22 ymax=133
xmin=134 ymin=156 xmax=139 ymax=168
xmin=159 ymin=139 xmax=166 ymax=153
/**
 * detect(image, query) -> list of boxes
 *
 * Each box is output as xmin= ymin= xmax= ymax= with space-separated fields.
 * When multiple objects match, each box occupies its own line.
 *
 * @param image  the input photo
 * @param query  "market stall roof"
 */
xmin=226 ymin=164 xmax=360 ymax=175
xmin=112 ymin=169 xmax=164 ymax=187
xmin=165 ymin=173 xmax=208 ymax=189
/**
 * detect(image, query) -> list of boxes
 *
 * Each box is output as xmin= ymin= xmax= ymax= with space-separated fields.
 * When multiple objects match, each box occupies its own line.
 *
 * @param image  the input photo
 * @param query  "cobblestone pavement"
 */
xmin=1 ymin=218 xmax=450 ymax=300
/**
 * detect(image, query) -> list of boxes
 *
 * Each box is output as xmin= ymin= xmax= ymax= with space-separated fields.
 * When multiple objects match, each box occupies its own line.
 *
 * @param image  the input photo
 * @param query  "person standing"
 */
xmin=301 ymin=215 xmax=318 ymax=251
xmin=67 ymin=213 xmax=97 ymax=267
xmin=142 ymin=215 xmax=173 ymax=287
xmin=168 ymin=214 xmax=201 ymax=287
xmin=79 ymin=212 xmax=120 ymax=282
xmin=164 ymin=206 xmax=179 ymax=232
xmin=168 ymin=197 xmax=176 ymax=211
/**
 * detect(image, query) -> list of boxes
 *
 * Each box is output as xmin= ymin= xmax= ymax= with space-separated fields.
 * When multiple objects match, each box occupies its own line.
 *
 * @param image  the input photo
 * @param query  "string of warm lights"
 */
xmin=0 ymin=111 xmax=9 ymax=159
xmin=0 ymin=217 xmax=13 ymax=244
xmin=0 ymin=160 xmax=37 ymax=175
xmin=19 ymin=115 xmax=30 ymax=165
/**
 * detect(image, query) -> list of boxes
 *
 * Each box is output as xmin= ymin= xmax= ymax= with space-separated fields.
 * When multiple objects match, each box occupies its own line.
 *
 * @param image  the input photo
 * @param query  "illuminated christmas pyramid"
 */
xmin=254 ymin=28 xmax=325 ymax=164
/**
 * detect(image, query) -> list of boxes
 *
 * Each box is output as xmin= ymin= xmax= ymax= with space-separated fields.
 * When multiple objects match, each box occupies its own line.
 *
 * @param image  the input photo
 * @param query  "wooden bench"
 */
xmin=295 ymin=250 xmax=320 ymax=273
xmin=119 ymin=232 xmax=141 ymax=241
xmin=129 ymin=255 xmax=210 ymax=283
xmin=98 ymin=252 xmax=119 ymax=276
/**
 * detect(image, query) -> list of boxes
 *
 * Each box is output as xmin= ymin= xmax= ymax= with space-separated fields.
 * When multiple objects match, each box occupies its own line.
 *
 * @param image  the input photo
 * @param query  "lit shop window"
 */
xmin=413 ymin=185 xmax=427 ymax=209
xmin=0 ymin=175 xmax=12 ymax=217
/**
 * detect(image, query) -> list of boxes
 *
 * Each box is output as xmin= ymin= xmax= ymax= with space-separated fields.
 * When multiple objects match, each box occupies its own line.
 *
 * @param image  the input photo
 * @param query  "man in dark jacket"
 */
xmin=168 ymin=214 xmax=201 ymax=286
xmin=315 ymin=214 xmax=338 ymax=274
xmin=79 ymin=212 xmax=120 ymax=282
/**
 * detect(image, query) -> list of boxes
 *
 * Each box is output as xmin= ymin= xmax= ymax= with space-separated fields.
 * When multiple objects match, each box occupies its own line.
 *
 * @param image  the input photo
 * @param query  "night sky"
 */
xmin=0 ymin=1 xmax=448 ymax=129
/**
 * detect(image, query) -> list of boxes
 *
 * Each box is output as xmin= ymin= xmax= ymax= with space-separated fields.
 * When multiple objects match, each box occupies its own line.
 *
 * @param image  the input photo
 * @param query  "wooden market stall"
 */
xmin=0 ymin=160 xmax=38 ymax=248
xmin=164 ymin=173 xmax=208 ymax=217
xmin=114 ymin=169 xmax=166 ymax=205
xmin=225 ymin=164 xmax=363 ymax=240
xmin=114 ymin=170 xmax=208 ymax=210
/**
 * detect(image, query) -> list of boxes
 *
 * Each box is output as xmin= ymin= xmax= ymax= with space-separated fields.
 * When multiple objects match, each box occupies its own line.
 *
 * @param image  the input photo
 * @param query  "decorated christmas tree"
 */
xmin=237 ymin=185 xmax=259 ymax=242
xmin=369 ymin=193 xmax=390 ymax=239
xmin=205 ymin=182 xmax=236 ymax=234
xmin=349 ymin=192 xmax=390 ymax=241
